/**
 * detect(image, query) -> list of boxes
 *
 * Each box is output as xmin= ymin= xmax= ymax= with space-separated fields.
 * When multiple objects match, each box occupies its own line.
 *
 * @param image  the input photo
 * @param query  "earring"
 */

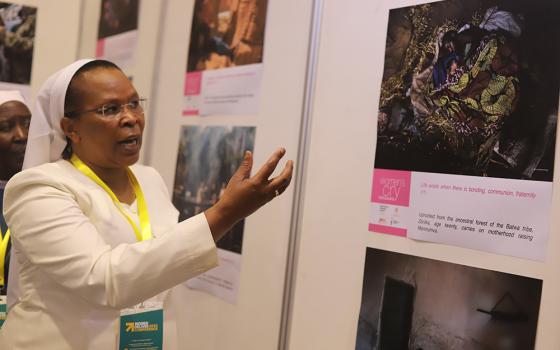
xmin=72 ymin=132 xmax=81 ymax=142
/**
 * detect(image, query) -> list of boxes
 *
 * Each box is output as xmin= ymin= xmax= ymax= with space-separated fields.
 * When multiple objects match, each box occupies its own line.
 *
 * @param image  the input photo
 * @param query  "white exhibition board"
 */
xmin=288 ymin=0 xmax=560 ymax=349
xmin=146 ymin=0 xmax=312 ymax=349
xmin=9 ymin=1 xmax=558 ymax=349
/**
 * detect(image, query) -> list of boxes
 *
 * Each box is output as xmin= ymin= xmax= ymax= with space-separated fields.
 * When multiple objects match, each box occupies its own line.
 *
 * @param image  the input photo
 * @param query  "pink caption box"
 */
xmin=369 ymin=169 xmax=412 ymax=236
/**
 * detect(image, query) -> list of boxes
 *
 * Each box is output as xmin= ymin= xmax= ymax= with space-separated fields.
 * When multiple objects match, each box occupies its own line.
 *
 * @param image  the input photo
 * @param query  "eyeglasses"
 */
xmin=65 ymin=98 xmax=147 ymax=119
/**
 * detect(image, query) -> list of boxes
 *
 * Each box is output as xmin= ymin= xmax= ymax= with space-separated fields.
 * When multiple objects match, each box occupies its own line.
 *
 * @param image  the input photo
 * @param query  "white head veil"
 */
xmin=7 ymin=59 xmax=93 ymax=309
xmin=22 ymin=59 xmax=94 ymax=170
xmin=0 ymin=90 xmax=26 ymax=107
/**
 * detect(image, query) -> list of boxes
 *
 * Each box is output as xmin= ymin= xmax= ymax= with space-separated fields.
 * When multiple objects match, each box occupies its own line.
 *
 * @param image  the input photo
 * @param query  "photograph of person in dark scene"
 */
xmin=187 ymin=0 xmax=268 ymax=72
xmin=97 ymin=0 xmax=139 ymax=39
xmin=375 ymin=0 xmax=560 ymax=181
xmin=0 ymin=2 xmax=36 ymax=85
xmin=172 ymin=126 xmax=255 ymax=254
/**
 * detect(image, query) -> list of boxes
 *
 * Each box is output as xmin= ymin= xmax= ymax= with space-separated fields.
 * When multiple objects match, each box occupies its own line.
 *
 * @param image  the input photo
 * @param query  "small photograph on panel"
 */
xmin=183 ymin=0 xmax=269 ymax=116
xmin=96 ymin=0 xmax=140 ymax=69
xmin=172 ymin=125 xmax=256 ymax=254
xmin=187 ymin=0 xmax=269 ymax=72
xmin=97 ymin=0 xmax=140 ymax=39
xmin=355 ymin=247 xmax=542 ymax=350
xmin=375 ymin=0 xmax=560 ymax=181
xmin=0 ymin=2 xmax=36 ymax=85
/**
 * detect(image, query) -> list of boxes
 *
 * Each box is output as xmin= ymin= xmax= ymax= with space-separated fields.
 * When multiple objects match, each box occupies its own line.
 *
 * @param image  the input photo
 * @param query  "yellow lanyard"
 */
xmin=0 ymin=229 xmax=9 ymax=287
xmin=70 ymin=154 xmax=152 ymax=242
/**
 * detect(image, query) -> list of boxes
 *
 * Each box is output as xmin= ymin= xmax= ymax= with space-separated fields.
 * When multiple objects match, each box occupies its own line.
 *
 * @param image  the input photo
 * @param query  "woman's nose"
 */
xmin=119 ymin=107 xmax=140 ymax=126
xmin=13 ymin=123 xmax=27 ymax=141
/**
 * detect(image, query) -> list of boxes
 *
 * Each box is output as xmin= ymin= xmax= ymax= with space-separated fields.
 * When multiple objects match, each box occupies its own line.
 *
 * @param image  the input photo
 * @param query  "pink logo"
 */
xmin=371 ymin=169 xmax=411 ymax=207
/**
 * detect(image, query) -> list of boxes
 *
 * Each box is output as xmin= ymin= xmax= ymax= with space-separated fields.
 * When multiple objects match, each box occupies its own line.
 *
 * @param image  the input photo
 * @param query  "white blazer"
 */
xmin=0 ymin=159 xmax=218 ymax=349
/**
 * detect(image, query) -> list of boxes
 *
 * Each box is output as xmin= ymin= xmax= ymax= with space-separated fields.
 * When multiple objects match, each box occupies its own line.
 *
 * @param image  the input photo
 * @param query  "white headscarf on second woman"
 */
xmin=8 ymin=59 xmax=94 ymax=308
xmin=22 ymin=58 xmax=94 ymax=170
xmin=0 ymin=90 xmax=26 ymax=107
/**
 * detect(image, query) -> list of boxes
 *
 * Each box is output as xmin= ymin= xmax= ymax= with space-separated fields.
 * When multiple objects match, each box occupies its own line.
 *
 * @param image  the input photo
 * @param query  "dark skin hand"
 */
xmin=205 ymin=148 xmax=294 ymax=242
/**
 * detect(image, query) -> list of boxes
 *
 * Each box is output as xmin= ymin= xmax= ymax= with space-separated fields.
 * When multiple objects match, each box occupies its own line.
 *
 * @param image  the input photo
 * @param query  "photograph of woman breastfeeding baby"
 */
xmin=374 ymin=0 xmax=560 ymax=181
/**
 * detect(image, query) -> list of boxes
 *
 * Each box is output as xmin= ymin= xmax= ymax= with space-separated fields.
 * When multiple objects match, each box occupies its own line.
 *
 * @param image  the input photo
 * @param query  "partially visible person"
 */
xmin=0 ymin=90 xmax=31 ymax=298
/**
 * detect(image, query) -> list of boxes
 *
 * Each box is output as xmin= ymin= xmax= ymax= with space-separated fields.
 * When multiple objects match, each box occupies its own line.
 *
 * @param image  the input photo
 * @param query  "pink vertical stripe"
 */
xmin=182 ymin=110 xmax=199 ymax=116
xmin=96 ymin=39 xmax=105 ymax=58
xmin=368 ymin=223 xmax=407 ymax=237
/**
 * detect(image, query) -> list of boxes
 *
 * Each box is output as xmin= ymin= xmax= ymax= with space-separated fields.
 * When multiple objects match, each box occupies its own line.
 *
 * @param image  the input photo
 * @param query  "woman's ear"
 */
xmin=60 ymin=117 xmax=81 ymax=144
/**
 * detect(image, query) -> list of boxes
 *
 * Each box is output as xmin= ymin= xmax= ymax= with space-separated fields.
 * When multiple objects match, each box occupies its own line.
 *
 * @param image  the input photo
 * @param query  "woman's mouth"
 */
xmin=118 ymin=135 xmax=141 ymax=153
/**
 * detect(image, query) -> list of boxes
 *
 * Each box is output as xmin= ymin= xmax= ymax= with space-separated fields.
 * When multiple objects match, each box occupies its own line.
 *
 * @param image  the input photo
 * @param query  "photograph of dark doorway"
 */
xmin=355 ymin=248 xmax=542 ymax=350
xmin=377 ymin=277 xmax=415 ymax=349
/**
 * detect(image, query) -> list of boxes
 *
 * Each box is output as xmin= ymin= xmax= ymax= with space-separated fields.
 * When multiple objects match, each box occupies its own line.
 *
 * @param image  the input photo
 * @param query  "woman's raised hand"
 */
xmin=204 ymin=148 xmax=294 ymax=241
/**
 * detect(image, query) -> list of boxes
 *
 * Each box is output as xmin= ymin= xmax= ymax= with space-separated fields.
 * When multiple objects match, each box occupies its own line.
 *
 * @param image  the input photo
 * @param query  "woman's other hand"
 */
xmin=204 ymin=148 xmax=294 ymax=241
